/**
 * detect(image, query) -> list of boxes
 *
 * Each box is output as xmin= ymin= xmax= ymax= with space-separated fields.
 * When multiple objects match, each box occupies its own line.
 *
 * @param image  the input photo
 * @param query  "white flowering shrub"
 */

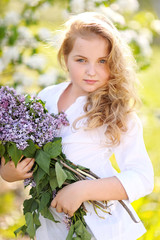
xmin=68 ymin=0 xmax=160 ymax=70
xmin=0 ymin=0 xmax=62 ymax=94
xmin=0 ymin=0 xmax=160 ymax=93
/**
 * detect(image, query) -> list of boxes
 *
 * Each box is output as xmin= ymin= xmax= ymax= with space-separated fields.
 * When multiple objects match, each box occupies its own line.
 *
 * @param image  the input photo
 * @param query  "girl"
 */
xmin=0 ymin=12 xmax=154 ymax=240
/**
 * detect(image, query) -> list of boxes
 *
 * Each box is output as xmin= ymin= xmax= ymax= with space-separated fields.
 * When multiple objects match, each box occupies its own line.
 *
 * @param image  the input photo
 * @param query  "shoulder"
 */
xmin=117 ymin=112 xmax=143 ymax=147
xmin=37 ymin=82 xmax=69 ymax=101
xmin=125 ymin=112 xmax=143 ymax=136
xmin=112 ymin=112 xmax=145 ymax=156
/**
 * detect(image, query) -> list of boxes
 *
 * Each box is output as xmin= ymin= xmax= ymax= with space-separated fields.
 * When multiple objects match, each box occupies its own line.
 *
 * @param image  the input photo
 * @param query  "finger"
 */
xmin=1 ymin=157 xmax=5 ymax=165
xmin=20 ymin=158 xmax=34 ymax=169
xmin=63 ymin=208 xmax=70 ymax=216
xmin=51 ymin=198 xmax=57 ymax=208
xmin=56 ymin=205 xmax=63 ymax=213
xmin=67 ymin=211 xmax=73 ymax=217
xmin=25 ymin=171 xmax=33 ymax=179
xmin=1 ymin=157 xmax=13 ymax=166
xmin=23 ymin=158 xmax=35 ymax=172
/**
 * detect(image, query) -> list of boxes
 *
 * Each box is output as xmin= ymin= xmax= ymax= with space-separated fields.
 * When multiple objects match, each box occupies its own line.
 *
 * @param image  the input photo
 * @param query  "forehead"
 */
xmin=70 ymin=35 xmax=110 ymax=56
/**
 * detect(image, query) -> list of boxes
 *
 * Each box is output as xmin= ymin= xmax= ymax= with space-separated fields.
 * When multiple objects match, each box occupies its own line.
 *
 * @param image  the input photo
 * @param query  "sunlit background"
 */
xmin=0 ymin=0 xmax=160 ymax=239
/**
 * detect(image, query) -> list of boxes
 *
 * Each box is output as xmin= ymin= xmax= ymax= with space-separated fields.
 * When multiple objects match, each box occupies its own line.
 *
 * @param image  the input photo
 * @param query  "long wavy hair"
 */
xmin=57 ymin=12 xmax=140 ymax=146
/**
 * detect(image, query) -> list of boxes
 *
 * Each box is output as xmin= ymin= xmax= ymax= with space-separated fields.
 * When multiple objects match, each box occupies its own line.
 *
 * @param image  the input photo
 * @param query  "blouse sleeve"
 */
xmin=113 ymin=113 xmax=154 ymax=203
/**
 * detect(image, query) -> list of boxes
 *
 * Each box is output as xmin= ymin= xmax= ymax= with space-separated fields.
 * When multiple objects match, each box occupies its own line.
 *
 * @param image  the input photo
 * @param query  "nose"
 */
xmin=86 ymin=64 xmax=96 ymax=77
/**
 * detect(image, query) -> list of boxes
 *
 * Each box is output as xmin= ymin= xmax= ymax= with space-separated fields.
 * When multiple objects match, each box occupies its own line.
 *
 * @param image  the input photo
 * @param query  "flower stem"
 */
xmin=60 ymin=160 xmax=86 ymax=180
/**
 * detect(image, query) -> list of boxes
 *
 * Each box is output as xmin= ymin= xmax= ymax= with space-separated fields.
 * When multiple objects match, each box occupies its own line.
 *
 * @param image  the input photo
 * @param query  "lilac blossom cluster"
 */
xmin=63 ymin=213 xmax=72 ymax=230
xmin=24 ymin=177 xmax=36 ymax=188
xmin=0 ymin=86 xmax=69 ymax=150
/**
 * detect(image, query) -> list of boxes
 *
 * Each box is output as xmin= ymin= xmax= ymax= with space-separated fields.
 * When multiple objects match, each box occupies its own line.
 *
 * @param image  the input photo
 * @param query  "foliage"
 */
xmin=0 ymin=86 xmax=109 ymax=239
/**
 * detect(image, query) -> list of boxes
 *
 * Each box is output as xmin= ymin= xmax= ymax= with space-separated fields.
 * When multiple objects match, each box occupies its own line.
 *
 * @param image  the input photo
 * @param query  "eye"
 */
xmin=99 ymin=59 xmax=107 ymax=64
xmin=76 ymin=59 xmax=86 ymax=63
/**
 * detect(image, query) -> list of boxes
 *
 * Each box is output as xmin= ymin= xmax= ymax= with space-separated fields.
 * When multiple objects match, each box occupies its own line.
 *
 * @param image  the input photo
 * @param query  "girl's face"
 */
xmin=65 ymin=34 xmax=110 ymax=97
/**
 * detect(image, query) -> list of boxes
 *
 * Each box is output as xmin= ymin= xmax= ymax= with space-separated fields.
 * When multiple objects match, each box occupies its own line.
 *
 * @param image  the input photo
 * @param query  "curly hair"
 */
xmin=57 ymin=12 xmax=140 ymax=146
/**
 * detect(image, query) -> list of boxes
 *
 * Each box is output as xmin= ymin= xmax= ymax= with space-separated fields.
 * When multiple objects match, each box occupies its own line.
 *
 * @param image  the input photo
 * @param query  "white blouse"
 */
xmin=36 ymin=82 xmax=154 ymax=240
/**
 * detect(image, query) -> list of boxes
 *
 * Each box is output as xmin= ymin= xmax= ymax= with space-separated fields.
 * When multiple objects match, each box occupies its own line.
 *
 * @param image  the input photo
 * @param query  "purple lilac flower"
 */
xmin=24 ymin=178 xmax=32 ymax=187
xmin=24 ymin=177 xmax=36 ymax=187
xmin=52 ymin=189 xmax=57 ymax=199
xmin=31 ymin=179 xmax=36 ymax=187
xmin=63 ymin=213 xmax=72 ymax=230
xmin=0 ymin=86 xmax=69 ymax=150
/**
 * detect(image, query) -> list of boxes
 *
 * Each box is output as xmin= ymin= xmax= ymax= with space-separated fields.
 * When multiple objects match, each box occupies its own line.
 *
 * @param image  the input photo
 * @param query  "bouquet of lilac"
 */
xmin=0 ymin=86 xmax=137 ymax=240
xmin=0 ymin=86 xmax=97 ymax=240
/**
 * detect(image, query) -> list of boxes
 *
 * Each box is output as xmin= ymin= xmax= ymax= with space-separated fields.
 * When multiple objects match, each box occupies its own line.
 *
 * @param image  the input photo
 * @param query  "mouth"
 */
xmin=83 ymin=79 xmax=98 ymax=84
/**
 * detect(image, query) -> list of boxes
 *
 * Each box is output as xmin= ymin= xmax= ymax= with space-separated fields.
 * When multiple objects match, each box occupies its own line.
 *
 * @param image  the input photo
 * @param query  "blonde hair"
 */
xmin=58 ymin=12 xmax=140 ymax=146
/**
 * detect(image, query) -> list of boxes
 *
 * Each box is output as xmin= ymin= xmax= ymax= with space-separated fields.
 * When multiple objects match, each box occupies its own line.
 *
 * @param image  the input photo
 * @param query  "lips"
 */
xmin=84 ymin=79 xmax=98 ymax=84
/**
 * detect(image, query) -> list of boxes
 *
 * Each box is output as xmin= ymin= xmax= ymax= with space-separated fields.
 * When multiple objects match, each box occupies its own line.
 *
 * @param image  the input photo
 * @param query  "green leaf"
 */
xmin=3 ymin=152 xmax=10 ymax=163
xmin=74 ymin=220 xmax=83 ymax=236
xmin=7 ymin=143 xmax=22 ymax=166
xmin=39 ymin=192 xmax=51 ymax=211
xmin=34 ymin=167 xmax=46 ymax=187
xmin=25 ymin=212 xmax=35 ymax=239
xmin=22 ymin=140 xmax=37 ymax=158
xmin=55 ymin=162 xmax=67 ymax=187
xmin=65 ymin=170 xmax=76 ymax=181
xmin=39 ymin=99 xmax=48 ymax=113
xmin=43 ymin=138 xmax=62 ymax=158
xmin=8 ymin=26 xmax=19 ymax=46
xmin=23 ymin=198 xmax=38 ymax=214
xmin=41 ymin=207 xmax=59 ymax=223
xmin=36 ymin=175 xmax=50 ymax=195
xmin=35 ymin=181 xmax=47 ymax=196
xmin=14 ymin=225 xmax=27 ymax=236
xmin=29 ymin=187 xmax=36 ymax=196
xmin=49 ymin=168 xmax=58 ymax=190
xmin=0 ymin=25 xmax=6 ymax=40
xmin=66 ymin=224 xmax=75 ymax=240
xmin=0 ymin=144 xmax=5 ymax=157
xmin=25 ymin=94 xmax=31 ymax=103
xmin=35 ymin=150 xmax=51 ymax=174
xmin=74 ymin=220 xmax=91 ymax=240
xmin=33 ymin=212 xmax=41 ymax=227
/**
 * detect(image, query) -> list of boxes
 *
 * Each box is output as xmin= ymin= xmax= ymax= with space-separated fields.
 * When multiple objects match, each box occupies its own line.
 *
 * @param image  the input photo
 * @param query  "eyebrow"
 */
xmin=73 ymin=55 xmax=108 ymax=59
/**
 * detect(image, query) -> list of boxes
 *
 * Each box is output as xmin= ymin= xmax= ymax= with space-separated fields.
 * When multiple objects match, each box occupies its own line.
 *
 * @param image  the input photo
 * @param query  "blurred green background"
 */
xmin=0 ymin=0 xmax=160 ymax=239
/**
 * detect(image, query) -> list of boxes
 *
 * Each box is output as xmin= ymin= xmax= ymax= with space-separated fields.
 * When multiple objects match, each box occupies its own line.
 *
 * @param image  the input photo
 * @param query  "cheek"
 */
xmin=70 ymin=63 xmax=84 ymax=74
xmin=68 ymin=64 xmax=82 ymax=79
xmin=106 ymin=70 xmax=110 ymax=80
xmin=100 ymin=66 xmax=110 ymax=79
xmin=105 ymin=65 xmax=110 ymax=79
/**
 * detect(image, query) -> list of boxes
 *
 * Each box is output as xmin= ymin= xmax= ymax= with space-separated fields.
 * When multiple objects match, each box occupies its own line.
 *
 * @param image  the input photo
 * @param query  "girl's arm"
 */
xmin=51 ymin=176 xmax=127 ymax=217
xmin=0 ymin=156 xmax=34 ymax=182
xmin=51 ymin=114 xmax=154 ymax=217
xmin=82 ymin=176 xmax=128 ymax=201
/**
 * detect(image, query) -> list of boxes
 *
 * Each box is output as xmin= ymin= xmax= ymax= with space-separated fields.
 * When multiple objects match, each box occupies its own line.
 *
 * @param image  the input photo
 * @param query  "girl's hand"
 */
xmin=51 ymin=181 xmax=86 ymax=217
xmin=0 ymin=156 xmax=35 ymax=182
